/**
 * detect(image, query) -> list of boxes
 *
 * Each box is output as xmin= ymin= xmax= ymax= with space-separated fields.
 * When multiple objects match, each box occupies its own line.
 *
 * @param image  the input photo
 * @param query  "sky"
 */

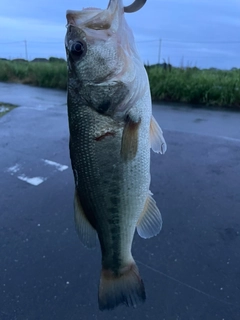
xmin=0 ymin=0 xmax=239 ymax=69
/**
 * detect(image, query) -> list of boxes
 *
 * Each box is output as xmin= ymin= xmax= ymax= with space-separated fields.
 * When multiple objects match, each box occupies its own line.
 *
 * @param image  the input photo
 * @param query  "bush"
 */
xmin=146 ymin=65 xmax=240 ymax=108
xmin=0 ymin=59 xmax=239 ymax=108
xmin=0 ymin=60 xmax=67 ymax=90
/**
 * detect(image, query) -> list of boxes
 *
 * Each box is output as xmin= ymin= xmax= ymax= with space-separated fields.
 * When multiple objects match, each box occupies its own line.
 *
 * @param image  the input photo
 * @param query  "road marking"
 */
xmin=7 ymin=164 xmax=21 ymax=174
xmin=17 ymin=174 xmax=47 ymax=186
xmin=6 ymin=159 xmax=68 ymax=186
xmin=42 ymin=159 xmax=68 ymax=171
xmin=220 ymin=136 xmax=240 ymax=143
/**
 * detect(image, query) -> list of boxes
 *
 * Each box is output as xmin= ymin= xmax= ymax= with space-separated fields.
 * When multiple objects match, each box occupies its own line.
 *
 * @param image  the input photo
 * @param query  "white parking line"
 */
xmin=17 ymin=175 xmax=47 ymax=186
xmin=42 ymin=159 xmax=68 ymax=171
xmin=6 ymin=159 xmax=68 ymax=186
xmin=7 ymin=164 xmax=21 ymax=174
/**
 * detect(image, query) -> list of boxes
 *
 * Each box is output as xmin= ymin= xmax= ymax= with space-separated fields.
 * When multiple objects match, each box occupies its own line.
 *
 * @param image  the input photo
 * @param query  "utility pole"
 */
xmin=24 ymin=40 xmax=28 ymax=61
xmin=158 ymin=38 xmax=162 ymax=65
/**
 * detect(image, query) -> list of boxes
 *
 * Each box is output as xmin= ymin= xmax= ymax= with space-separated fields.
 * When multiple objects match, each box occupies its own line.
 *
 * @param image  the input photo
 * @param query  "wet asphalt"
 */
xmin=0 ymin=82 xmax=240 ymax=320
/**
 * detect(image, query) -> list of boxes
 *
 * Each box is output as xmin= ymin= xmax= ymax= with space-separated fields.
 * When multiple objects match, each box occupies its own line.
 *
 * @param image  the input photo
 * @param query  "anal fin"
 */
xmin=137 ymin=192 xmax=162 ymax=239
xmin=74 ymin=190 xmax=97 ymax=249
xmin=150 ymin=115 xmax=167 ymax=154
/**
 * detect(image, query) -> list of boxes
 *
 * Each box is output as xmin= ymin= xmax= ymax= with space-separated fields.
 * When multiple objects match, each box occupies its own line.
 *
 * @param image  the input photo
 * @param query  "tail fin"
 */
xmin=98 ymin=262 xmax=146 ymax=311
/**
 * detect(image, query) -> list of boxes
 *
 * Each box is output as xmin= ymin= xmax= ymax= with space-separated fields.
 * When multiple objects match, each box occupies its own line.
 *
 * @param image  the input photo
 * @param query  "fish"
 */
xmin=65 ymin=0 xmax=167 ymax=311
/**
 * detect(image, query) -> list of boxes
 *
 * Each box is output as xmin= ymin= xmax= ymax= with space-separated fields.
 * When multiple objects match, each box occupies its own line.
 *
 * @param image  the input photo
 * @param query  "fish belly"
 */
xmin=69 ymin=101 xmax=150 ymax=268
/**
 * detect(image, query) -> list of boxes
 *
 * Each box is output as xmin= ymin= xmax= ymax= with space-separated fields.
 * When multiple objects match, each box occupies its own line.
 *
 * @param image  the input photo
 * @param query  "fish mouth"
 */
xmin=66 ymin=0 xmax=147 ymax=29
xmin=66 ymin=8 xmax=107 ymax=29
xmin=66 ymin=1 xmax=118 ymax=30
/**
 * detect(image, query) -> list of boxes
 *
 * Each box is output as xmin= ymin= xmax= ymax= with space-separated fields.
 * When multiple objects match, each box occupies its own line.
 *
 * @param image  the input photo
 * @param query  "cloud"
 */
xmin=0 ymin=16 xmax=64 ymax=41
xmin=0 ymin=0 xmax=239 ymax=68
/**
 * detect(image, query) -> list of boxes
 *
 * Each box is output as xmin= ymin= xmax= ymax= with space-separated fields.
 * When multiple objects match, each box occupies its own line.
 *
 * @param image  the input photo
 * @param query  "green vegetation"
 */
xmin=0 ymin=58 xmax=67 ymax=90
xmin=0 ymin=102 xmax=18 ymax=118
xmin=0 ymin=58 xmax=240 ymax=108
xmin=147 ymin=64 xmax=240 ymax=108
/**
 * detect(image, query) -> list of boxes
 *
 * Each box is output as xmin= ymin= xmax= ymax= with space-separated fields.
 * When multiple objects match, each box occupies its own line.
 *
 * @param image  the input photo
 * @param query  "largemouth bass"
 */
xmin=65 ymin=0 xmax=167 ymax=311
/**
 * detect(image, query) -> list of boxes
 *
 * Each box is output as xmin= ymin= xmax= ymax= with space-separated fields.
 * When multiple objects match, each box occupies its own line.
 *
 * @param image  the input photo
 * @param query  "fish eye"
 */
xmin=70 ymin=41 xmax=86 ymax=59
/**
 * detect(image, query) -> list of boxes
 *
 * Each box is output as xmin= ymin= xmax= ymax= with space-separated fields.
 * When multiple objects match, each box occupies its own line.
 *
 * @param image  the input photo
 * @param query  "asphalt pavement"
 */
xmin=0 ymin=82 xmax=240 ymax=320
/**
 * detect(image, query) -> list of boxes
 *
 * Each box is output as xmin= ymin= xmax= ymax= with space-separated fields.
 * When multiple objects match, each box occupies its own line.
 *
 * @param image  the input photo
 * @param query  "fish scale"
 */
xmin=65 ymin=0 xmax=167 ymax=311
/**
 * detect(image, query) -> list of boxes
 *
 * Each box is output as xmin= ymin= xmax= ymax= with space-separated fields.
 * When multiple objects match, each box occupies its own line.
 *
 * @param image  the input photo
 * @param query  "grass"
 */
xmin=0 ymin=59 xmax=240 ymax=108
xmin=0 ymin=102 xmax=18 ymax=118
xmin=147 ymin=65 xmax=240 ymax=108
xmin=0 ymin=59 xmax=67 ymax=90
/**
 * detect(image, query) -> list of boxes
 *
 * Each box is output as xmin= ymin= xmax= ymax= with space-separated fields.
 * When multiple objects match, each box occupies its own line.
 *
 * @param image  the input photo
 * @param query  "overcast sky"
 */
xmin=0 ymin=0 xmax=239 ymax=69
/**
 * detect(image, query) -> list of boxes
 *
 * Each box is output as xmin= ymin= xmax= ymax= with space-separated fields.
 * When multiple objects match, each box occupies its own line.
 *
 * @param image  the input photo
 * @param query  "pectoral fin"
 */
xmin=150 ymin=116 xmax=167 ymax=154
xmin=74 ymin=190 xmax=97 ymax=249
xmin=121 ymin=115 xmax=141 ymax=161
xmin=137 ymin=192 xmax=162 ymax=239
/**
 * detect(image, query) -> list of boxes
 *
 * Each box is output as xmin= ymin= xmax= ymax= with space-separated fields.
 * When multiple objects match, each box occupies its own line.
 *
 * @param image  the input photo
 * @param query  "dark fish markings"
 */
xmin=98 ymin=100 xmax=112 ymax=114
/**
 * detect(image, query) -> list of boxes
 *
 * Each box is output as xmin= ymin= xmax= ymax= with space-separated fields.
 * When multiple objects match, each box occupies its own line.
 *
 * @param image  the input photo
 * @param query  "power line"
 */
xmin=136 ymin=39 xmax=240 ymax=44
xmin=0 ymin=41 xmax=25 ymax=44
xmin=0 ymin=40 xmax=63 ymax=45
xmin=29 ymin=41 xmax=63 ymax=44
xmin=1 ymin=39 xmax=240 ymax=45
xmin=136 ymin=39 xmax=159 ymax=43
xmin=162 ymin=39 xmax=240 ymax=44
